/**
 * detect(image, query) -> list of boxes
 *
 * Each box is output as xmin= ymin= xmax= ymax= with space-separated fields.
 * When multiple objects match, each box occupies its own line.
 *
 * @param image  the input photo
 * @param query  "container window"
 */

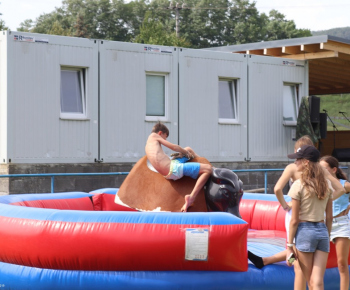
xmin=219 ymin=79 xmax=238 ymax=124
xmin=60 ymin=68 xmax=86 ymax=119
xmin=283 ymin=83 xmax=299 ymax=125
xmin=146 ymin=73 xmax=168 ymax=121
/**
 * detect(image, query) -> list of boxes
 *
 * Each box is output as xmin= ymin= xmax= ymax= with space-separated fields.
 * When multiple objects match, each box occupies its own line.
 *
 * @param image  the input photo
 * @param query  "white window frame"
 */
xmin=218 ymin=78 xmax=239 ymax=124
xmin=283 ymin=83 xmax=300 ymax=126
xmin=145 ymin=72 xmax=169 ymax=122
xmin=60 ymin=67 xmax=87 ymax=120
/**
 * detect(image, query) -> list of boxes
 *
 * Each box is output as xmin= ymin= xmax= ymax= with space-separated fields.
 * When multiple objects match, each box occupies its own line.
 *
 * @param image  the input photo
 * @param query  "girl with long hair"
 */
xmin=320 ymin=155 xmax=350 ymax=290
xmin=287 ymin=145 xmax=333 ymax=290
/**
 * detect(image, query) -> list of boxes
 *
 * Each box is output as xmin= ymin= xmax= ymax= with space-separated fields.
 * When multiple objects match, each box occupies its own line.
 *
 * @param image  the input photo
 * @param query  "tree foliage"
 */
xmin=0 ymin=19 xmax=7 ymax=31
xmin=17 ymin=0 xmax=312 ymax=47
xmin=135 ymin=11 xmax=191 ymax=47
xmin=312 ymin=27 xmax=350 ymax=40
xmin=0 ymin=3 xmax=8 ymax=30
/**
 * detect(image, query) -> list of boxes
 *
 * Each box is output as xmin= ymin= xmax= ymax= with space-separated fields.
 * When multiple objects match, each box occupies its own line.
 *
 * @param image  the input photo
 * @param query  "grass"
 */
xmin=319 ymin=94 xmax=350 ymax=131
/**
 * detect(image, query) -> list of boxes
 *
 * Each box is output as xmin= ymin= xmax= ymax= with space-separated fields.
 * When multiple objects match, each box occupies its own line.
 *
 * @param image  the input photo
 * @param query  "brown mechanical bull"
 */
xmin=116 ymin=156 xmax=243 ymax=216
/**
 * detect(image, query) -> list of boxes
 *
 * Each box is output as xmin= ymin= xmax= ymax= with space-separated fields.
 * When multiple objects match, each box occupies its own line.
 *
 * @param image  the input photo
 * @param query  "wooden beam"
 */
xmin=301 ymin=44 xmax=321 ymax=53
xmin=281 ymin=51 xmax=338 ymax=60
xmin=309 ymin=74 xmax=348 ymax=86
xmin=310 ymin=59 xmax=350 ymax=73
xmin=263 ymin=47 xmax=283 ymax=56
xmin=337 ymin=52 xmax=350 ymax=61
xmin=309 ymin=77 xmax=346 ymax=89
xmin=310 ymin=75 xmax=350 ymax=87
xmin=309 ymin=61 xmax=350 ymax=75
xmin=246 ymin=49 xmax=264 ymax=55
xmin=309 ymin=87 xmax=350 ymax=95
xmin=321 ymin=41 xmax=350 ymax=55
xmin=309 ymin=63 xmax=350 ymax=79
xmin=310 ymin=58 xmax=350 ymax=68
xmin=282 ymin=46 xmax=302 ymax=55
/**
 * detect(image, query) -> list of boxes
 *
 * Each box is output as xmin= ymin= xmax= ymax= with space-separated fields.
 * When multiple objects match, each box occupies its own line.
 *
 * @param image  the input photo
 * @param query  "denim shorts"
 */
xmin=295 ymin=222 xmax=330 ymax=253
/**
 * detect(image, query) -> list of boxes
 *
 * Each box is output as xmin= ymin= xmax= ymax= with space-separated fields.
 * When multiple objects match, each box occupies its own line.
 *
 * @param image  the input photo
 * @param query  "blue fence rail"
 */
xmin=0 ymin=172 xmax=129 ymax=194
xmin=0 ymin=167 xmax=347 ymax=194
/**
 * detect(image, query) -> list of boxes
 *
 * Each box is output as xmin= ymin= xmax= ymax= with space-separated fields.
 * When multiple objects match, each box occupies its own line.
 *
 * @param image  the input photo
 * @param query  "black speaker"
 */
xmin=319 ymin=112 xmax=327 ymax=139
xmin=332 ymin=148 xmax=350 ymax=162
xmin=309 ymin=95 xmax=320 ymax=123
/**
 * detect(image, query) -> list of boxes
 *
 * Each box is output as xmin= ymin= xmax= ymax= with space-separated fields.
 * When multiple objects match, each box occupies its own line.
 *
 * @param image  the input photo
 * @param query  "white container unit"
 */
xmin=247 ymin=55 xmax=308 ymax=162
xmin=0 ymin=31 xmax=99 ymax=163
xmin=99 ymin=41 xmax=179 ymax=162
xmin=178 ymin=49 xmax=248 ymax=162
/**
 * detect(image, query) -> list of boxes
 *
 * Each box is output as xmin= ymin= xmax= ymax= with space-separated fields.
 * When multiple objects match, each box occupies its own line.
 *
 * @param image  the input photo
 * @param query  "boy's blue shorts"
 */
xmin=165 ymin=157 xmax=200 ymax=180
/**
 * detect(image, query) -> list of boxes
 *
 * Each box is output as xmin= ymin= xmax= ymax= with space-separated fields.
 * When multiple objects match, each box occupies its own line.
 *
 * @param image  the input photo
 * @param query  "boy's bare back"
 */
xmin=145 ymin=133 xmax=171 ymax=176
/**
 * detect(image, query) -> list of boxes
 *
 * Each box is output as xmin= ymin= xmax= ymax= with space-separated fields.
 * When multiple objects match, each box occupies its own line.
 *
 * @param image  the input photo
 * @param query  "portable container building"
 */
xmin=0 ymin=31 xmax=309 ymax=193
xmin=0 ymin=31 xmax=308 ymax=165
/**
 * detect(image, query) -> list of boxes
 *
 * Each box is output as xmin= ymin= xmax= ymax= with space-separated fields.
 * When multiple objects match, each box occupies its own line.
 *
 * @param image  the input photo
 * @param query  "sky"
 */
xmin=1 ymin=0 xmax=350 ymax=32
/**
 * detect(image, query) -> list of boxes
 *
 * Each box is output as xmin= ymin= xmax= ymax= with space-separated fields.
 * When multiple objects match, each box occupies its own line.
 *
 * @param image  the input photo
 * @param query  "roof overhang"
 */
xmin=207 ymin=35 xmax=350 ymax=95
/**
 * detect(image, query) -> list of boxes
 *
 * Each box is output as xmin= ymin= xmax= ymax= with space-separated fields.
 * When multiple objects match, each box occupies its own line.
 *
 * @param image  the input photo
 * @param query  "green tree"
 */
xmin=18 ymin=19 xmax=34 ymax=32
xmin=262 ymin=10 xmax=311 ymax=41
xmin=33 ymin=8 xmax=71 ymax=35
xmin=123 ymin=0 xmax=149 ymax=39
xmin=224 ymin=0 xmax=264 ymax=45
xmin=134 ymin=11 xmax=190 ymax=47
xmin=0 ymin=4 xmax=8 ymax=30
xmin=73 ymin=13 xmax=88 ymax=37
xmin=0 ymin=19 xmax=7 ymax=30
xmin=181 ymin=0 xmax=231 ymax=48
xmin=49 ymin=20 xmax=71 ymax=35
xmin=21 ymin=0 xmax=312 ymax=47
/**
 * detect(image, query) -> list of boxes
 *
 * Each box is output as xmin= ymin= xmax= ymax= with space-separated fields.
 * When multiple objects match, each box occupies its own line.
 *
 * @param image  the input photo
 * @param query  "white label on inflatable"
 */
xmin=185 ymin=228 xmax=209 ymax=261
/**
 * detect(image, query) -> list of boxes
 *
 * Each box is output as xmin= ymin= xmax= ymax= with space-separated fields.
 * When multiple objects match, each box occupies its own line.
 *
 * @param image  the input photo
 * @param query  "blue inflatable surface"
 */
xmin=0 ymin=191 xmax=344 ymax=290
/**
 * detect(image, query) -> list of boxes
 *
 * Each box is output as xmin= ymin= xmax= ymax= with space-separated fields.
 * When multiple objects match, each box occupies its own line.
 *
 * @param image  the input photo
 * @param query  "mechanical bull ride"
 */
xmin=0 ymin=158 xmax=347 ymax=289
xmin=115 ymin=155 xmax=243 ymax=215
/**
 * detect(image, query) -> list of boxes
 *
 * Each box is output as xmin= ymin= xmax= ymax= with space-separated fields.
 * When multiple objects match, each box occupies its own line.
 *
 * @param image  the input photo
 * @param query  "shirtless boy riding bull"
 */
xmin=145 ymin=122 xmax=212 ymax=212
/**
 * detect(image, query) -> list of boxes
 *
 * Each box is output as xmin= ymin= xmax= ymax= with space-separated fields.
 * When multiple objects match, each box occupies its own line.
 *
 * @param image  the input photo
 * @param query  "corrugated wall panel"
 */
xmin=99 ymin=42 xmax=178 ymax=162
xmin=247 ymin=55 xmax=308 ymax=162
xmin=0 ymin=34 xmax=8 ymax=162
xmin=6 ymin=32 xmax=98 ymax=163
xmin=179 ymin=49 xmax=248 ymax=162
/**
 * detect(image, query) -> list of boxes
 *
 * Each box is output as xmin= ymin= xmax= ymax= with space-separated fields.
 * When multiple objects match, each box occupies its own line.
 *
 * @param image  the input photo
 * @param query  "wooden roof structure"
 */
xmin=207 ymin=35 xmax=350 ymax=95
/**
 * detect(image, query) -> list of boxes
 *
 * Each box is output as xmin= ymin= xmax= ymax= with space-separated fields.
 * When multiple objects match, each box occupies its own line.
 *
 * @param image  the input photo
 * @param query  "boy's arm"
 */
xmin=155 ymin=135 xmax=190 ymax=157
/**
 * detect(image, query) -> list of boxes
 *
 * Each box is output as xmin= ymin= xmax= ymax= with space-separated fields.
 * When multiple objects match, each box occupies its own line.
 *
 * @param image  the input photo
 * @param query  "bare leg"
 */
xmin=296 ymin=250 xmax=314 ymax=289
xmin=261 ymin=249 xmax=287 ymax=265
xmin=309 ymin=250 xmax=328 ymax=290
xmin=248 ymin=250 xmax=287 ymax=269
xmin=181 ymin=164 xmax=212 ymax=212
xmin=294 ymin=259 xmax=307 ymax=290
xmin=335 ymin=237 xmax=350 ymax=290
xmin=297 ymin=249 xmax=328 ymax=290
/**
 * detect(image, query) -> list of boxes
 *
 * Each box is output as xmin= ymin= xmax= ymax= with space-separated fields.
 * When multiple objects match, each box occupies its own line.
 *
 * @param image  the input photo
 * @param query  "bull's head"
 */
xmin=204 ymin=168 xmax=243 ymax=218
